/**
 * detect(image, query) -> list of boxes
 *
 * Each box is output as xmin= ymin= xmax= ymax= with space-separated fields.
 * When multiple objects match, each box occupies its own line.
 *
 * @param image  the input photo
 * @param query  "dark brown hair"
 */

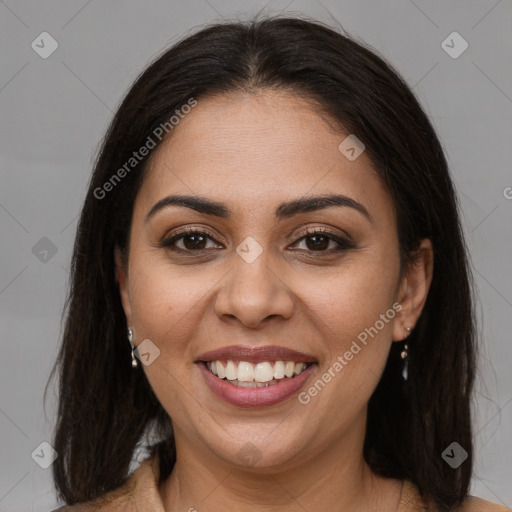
xmin=49 ymin=16 xmax=476 ymax=510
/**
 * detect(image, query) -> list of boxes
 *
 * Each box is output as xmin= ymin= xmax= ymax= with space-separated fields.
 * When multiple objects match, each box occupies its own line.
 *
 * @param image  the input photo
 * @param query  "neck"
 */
xmin=159 ymin=417 xmax=402 ymax=511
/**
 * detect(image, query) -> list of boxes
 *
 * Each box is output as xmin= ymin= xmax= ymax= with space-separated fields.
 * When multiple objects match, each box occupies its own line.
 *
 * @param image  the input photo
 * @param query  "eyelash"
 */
xmin=158 ymin=227 xmax=356 ymax=255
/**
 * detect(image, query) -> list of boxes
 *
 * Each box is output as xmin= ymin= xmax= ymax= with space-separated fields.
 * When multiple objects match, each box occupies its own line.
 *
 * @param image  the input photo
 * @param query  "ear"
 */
xmin=114 ymin=246 xmax=132 ymax=326
xmin=393 ymin=239 xmax=434 ymax=341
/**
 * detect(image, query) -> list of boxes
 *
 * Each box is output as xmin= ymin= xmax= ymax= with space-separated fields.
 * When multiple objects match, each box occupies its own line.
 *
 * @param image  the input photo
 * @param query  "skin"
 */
xmin=115 ymin=89 xmax=433 ymax=511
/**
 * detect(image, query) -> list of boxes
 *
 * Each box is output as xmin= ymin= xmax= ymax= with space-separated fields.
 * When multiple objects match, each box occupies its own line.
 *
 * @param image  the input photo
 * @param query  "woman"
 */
xmin=50 ymin=16 xmax=509 ymax=511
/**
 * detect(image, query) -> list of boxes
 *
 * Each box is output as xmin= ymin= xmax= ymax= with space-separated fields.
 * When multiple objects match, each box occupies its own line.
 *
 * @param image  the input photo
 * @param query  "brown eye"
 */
xmin=304 ymin=234 xmax=330 ymax=251
xmin=291 ymin=229 xmax=356 ymax=252
xmin=159 ymin=229 xmax=223 ymax=252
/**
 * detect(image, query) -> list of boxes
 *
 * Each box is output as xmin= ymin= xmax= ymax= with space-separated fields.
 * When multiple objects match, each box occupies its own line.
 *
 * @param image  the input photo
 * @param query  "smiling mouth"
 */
xmin=202 ymin=360 xmax=315 ymax=388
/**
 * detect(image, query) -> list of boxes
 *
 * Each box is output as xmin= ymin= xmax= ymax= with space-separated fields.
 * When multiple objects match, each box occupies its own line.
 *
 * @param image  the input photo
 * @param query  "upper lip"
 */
xmin=196 ymin=345 xmax=317 ymax=364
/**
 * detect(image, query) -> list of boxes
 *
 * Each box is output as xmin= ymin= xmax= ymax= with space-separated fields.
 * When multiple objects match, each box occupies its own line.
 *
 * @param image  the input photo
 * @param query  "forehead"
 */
xmin=136 ymin=90 xmax=394 ymax=223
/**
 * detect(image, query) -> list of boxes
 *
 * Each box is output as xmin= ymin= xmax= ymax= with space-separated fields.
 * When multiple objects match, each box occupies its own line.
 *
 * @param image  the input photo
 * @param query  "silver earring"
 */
xmin=401 ymin=327 xmax=411 ymax=381
xmin=128 ymin=327 xmax=138 ymax=368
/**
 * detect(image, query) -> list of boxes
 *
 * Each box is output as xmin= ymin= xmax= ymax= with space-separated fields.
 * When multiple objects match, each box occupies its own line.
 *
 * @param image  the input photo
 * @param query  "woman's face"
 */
xmin=117 ymin=90 xmax=430 ymax=471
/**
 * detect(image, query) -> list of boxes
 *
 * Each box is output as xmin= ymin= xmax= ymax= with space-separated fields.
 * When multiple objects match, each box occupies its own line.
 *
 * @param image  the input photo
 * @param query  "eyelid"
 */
xmin=293 ymin=225 xmax=353 ymax=243
xmin=158 ymin=226 xmax=224 ymax=249
xmin=159 ymin=225 xmax=356 ymax=253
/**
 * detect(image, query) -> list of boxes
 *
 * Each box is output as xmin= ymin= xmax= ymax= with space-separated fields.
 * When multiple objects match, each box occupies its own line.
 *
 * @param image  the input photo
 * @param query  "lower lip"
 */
xmin=197 ymin=362 xmax=317 ymax=408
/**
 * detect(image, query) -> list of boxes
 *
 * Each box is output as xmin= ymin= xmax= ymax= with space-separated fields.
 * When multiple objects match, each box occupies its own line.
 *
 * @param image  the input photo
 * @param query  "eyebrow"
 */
xmin=145 ymin=194 xmax=373 ymax=224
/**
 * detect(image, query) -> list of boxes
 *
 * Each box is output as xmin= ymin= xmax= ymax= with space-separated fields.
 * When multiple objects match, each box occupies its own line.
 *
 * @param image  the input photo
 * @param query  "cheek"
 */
xmin=295 ymin=255 xmax=399 ymax=397
xmin=299 ymin=255 xmax=399 ymax=340
xmin=127 ymin=258 xmax=206 ymax=421
xmin=127 ymin=254 xmax=203 ymax=354
xmin=129 ymin=250 xmax=202 ymax=330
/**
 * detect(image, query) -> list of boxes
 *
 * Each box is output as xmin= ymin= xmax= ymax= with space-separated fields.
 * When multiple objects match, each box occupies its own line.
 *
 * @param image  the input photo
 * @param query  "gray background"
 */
xmin=1 ymin=0 xmax=511 ymax=510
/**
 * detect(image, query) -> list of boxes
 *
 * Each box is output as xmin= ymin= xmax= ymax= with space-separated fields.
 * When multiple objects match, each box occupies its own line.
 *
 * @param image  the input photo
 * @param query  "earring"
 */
xmin=128 ymin=327 xmax=138 ymax=368
xmin=401 ymin=327 xmax=411 ymax=381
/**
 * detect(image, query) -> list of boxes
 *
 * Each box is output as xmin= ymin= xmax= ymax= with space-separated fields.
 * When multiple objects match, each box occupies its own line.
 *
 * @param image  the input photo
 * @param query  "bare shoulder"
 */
xmin=400 ymin=480 xmax=509 ymax=512
xmin=456 ymin=495 xmax=511 ymax=512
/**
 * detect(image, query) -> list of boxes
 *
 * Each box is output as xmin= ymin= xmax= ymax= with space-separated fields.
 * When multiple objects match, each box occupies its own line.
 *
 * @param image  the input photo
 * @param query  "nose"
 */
xmin=214 ymin=249 xmax=295 ymax=329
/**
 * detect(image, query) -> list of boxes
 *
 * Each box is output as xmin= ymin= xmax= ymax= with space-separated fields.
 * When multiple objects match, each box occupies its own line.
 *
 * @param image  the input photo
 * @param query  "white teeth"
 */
xmin=206 ymin=359 xmax=311 ymax=383
xmin=294 ymin=363 xmax=306 ymax=376
xmin=254 ymin=362 xmax=274 ymax=382
xmin=230 ymin=380 xmax=280 ymax=388
xmin=216 ymin=361 xmax=225 ymax=379
xmin=225 ymin=360 xmax=237 ymax=381
xmin=285 ymin=361 xmax=295 ymax=378
xmin=273 ymin=360 xmax=285 ymax=379
xmin=236 ymin=381 xmax=255 ymax=388
xmin=237 ymin=361 xmax=255 ymax=382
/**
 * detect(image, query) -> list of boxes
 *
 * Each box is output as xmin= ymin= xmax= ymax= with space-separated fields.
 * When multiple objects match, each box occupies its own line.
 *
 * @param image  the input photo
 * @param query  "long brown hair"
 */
xmin=49 ymin=16 xmax=476 ymax=510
